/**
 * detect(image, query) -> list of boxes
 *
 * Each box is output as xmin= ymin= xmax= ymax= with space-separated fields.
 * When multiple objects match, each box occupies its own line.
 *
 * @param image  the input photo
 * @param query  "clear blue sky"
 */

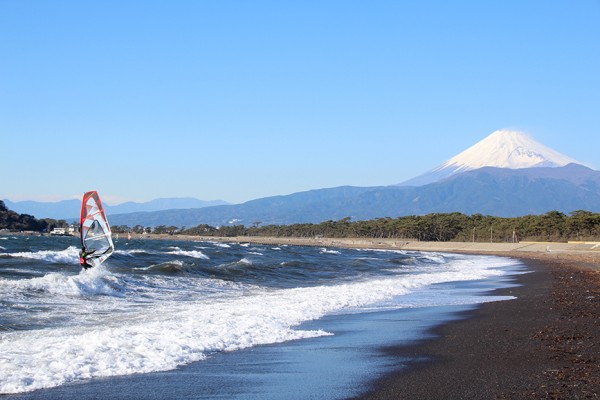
xmin=1 ymin=1 xmax=599 ymax=204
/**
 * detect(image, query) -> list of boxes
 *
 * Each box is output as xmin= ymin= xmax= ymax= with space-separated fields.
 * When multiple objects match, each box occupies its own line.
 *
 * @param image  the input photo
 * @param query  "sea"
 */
xmin=0 ymin=235 xmax=525 ymax=399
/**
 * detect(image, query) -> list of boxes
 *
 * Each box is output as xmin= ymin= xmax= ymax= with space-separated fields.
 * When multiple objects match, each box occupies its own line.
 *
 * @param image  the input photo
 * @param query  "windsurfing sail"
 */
xmin=80 ymin=191 xmax=114 ymax=268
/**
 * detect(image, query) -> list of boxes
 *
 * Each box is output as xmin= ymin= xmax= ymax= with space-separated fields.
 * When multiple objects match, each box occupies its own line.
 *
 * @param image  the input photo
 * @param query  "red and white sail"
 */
xmin=80 ymin=191 xmax=114 ymax=268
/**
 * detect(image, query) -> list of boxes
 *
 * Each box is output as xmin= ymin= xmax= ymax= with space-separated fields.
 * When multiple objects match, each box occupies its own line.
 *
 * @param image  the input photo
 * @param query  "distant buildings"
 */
xmin=49 ymin=225 xmax=78 ymax=236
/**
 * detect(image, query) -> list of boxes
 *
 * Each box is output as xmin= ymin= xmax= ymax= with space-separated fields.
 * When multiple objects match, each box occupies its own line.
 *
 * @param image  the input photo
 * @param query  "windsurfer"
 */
xmin=79 ymin=248 xmax=96 ymax=270
xmin=79 ymin=190 xmax=114 ymax=270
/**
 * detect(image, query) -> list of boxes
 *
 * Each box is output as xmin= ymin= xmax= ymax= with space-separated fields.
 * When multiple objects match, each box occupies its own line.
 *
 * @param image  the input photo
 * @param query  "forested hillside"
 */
xmin=0 ymin=200 xmax=65 ymax=232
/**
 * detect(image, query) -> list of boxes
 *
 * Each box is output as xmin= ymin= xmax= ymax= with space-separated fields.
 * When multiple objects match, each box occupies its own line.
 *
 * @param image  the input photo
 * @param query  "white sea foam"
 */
xmin=0 ymin=254 xmax=520 ymax=394
xmin=166 ymin=249 xmax=210 ymax=259
xmin=320 ymin=248 xmax=341 ymax=255
xmin=204 ymin=241 xmax=231 ymax=248
xmin=0 ymin=265 xmax=120 ymax=297
xmin=360 ymin=248 xmax=446 ymax=263
xmin=5 ymin=246 xmax=80 ymax=264
xmin=421 ymin=254 xmax=447 ymax=263
xmin=115 ymin=249 xmax=148 ymax=256
xmin=134 ymin=260 xmax=186 ymax=271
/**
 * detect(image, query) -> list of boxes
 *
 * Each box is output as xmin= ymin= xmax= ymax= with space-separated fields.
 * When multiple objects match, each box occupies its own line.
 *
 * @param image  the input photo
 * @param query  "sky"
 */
xmin=1 ymin=1 xmax=599 ymax=205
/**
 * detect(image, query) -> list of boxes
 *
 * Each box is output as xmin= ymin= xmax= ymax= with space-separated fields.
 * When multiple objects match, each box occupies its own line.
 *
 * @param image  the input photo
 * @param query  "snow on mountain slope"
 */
xmin=400 ymin=130 xmax=582 ymax=186
xmin=440 ymin=130 xmax=577 ymax=170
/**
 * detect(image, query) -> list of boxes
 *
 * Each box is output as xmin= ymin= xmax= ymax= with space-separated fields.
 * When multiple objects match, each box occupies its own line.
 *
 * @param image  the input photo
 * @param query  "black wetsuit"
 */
xmin=79 ymin=248 xmax=96 ymax=269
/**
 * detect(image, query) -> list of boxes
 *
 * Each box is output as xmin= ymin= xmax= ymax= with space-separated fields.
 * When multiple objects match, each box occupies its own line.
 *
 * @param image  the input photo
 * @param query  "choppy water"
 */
xmin=0 ymin=235 xmax=521 ymax=395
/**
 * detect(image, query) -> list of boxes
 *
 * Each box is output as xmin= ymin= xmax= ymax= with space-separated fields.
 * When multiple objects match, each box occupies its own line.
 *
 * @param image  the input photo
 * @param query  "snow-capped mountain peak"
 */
xmin=401 ymin=130 xmax=582 ymax=186
xmin=440 ymin=130 xmax=577 ymax=171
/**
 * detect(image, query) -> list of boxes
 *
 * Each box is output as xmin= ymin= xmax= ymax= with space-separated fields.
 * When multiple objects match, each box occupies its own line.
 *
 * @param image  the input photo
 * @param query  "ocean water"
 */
xmin=0 ymin=235 xmax=523 ymax=397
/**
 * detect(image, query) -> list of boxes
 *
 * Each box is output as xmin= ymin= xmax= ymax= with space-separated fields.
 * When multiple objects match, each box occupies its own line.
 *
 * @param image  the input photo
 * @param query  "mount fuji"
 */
xmin=105 ymin=130 xmax=600 ymax=226
xmin=400 ymin=130 xmax=582 ymax=186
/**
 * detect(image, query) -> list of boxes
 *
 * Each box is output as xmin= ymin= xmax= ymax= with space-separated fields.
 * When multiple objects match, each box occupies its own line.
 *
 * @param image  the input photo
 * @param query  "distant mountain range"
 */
xmin=7 ymin=130 xmax=600 ymax=227
xmin=2 ymin=198 xmax=229 ymax=220
xmin=107 ymin=163 xmax=600 ymax=227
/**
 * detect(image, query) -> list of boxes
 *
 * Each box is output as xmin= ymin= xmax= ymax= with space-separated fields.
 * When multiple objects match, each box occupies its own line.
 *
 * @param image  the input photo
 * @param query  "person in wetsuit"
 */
xmin=79 ymin=248 xmax=96 ymax=270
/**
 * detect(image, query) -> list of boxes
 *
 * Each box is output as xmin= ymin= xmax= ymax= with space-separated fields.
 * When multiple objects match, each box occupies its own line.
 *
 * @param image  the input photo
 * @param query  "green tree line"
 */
xmin=174 ymin=211 xmax=600 ymax=243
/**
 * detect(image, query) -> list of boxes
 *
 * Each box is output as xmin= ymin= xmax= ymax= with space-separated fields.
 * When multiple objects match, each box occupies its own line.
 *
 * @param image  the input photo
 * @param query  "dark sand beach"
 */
xmin=356 ymin=254 xmax=600 ymax=399
xmin=177 ymin=237 xmax=600 ymax=399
